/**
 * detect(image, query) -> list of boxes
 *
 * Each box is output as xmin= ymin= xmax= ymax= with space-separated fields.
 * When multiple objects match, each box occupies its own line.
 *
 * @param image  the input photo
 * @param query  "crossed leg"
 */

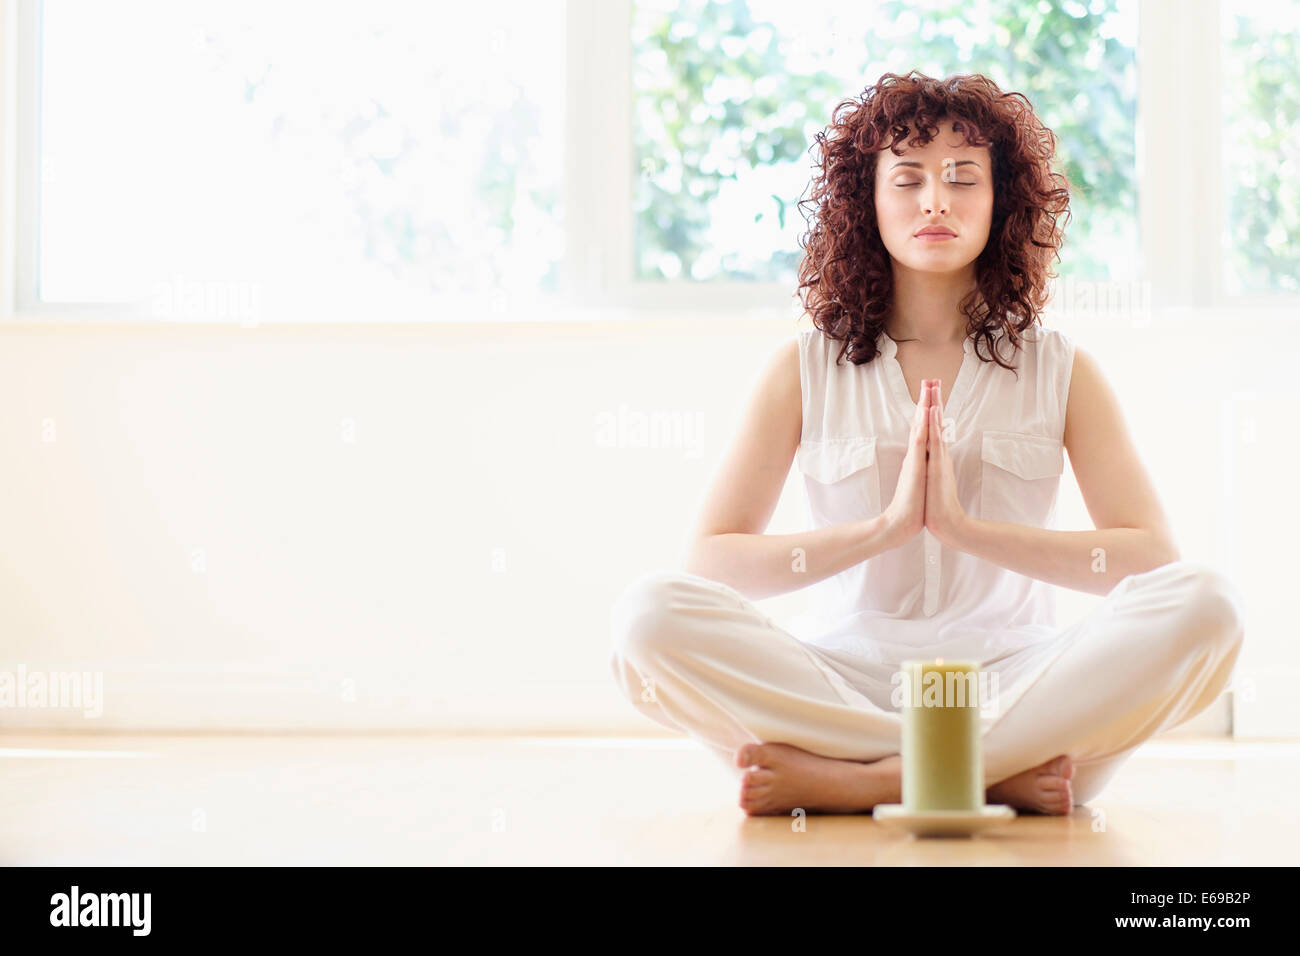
xmin=609 ymin=561 xmax=1245 ymax=813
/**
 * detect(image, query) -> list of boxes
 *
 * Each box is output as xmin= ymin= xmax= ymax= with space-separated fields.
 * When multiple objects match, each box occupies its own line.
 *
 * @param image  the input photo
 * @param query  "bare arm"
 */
xmin=683 ymin=338 xmax=903 ymax=601
xmin=949 ymin=344 xmax=1180 ymax=595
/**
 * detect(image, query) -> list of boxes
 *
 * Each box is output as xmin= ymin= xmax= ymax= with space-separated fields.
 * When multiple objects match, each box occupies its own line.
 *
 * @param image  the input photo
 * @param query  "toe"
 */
xmin=741 ymin=767 xmax=772 ymax=789
xmin=739 ymin=784 xmax=774 ymax=815
xmin=1042 ymin=754 xmax=1071 ymax=777
xmin=1041 ymin=782 xmax=1073 ymax=805
xmin=1045 ymin=782 xmax=1073 ymax=814
xmin=736 ymin=743 xmax=760 ymax=767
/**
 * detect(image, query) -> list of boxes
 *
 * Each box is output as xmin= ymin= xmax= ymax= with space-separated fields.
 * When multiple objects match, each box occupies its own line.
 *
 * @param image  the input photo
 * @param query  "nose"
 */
xmin=922 ymin=183 xmax=948 ymax=215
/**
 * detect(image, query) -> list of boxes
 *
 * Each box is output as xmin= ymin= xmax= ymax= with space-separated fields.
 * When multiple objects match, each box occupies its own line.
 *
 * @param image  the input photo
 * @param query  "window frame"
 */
xmin=0 ymin=0 xmax=1296 ymax=323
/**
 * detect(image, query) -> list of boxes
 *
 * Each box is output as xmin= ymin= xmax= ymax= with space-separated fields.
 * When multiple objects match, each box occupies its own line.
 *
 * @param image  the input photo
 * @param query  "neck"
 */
xmin=886 ymin=262 xmax=976 ymax=346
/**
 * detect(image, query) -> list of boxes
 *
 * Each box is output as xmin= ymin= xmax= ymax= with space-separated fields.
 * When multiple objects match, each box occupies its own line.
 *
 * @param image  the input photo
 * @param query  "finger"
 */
xmin=928 ymin=382 xmax=946 ymax=445
xmin=911 ymin=380 xmax=927 ymax=431
xmin=926 ymin=405 xmax=939 ymax=483
xmin=918 ymin=380 xmax=934 ymax=439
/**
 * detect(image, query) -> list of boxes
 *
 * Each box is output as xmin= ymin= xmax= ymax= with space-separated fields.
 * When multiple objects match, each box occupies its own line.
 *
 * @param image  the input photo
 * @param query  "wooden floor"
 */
xmin=2 ymin=732 xmax=1296 ymax=865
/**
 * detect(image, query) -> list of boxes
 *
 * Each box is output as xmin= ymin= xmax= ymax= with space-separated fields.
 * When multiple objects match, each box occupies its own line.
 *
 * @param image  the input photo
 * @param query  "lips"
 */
xmin=915 ymin=226 xmax=957 ymax=237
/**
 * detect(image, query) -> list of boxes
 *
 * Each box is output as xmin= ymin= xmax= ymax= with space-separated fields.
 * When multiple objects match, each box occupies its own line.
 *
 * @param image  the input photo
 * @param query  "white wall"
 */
xmin=0 ymin=306 xmax=1291 ymax=736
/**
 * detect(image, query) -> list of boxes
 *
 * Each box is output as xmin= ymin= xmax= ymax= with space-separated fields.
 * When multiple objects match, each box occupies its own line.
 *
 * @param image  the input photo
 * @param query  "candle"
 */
xmin=900 ymin=659 xmax=984 ymax=811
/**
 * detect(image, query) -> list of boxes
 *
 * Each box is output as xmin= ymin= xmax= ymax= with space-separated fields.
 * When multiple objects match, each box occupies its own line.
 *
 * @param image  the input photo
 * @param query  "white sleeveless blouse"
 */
xmin=790 ymin=322 xmax=1079 ymax=726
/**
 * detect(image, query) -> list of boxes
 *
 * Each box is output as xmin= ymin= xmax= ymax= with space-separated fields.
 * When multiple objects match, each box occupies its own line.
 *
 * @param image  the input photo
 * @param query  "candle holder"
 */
xmin=872 ymin=803 xmax=1015 ymax=838
xmin=872 ymin=658 xmax=1016 ymax=837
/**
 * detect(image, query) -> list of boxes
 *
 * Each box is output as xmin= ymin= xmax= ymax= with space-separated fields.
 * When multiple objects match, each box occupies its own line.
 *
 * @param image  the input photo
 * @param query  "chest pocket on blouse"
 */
xmin=795 ymin=436 xmax=881 ymax=526
xmin=979 ymin=430 xmax=1064 ymax=527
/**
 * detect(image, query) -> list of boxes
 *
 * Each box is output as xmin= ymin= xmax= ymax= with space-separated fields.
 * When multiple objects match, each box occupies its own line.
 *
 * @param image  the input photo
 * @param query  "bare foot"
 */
xmin=985 ymin=754 xmax=1075 ymax=815
xmin=735 ymin=742 xmax=901 ymax=815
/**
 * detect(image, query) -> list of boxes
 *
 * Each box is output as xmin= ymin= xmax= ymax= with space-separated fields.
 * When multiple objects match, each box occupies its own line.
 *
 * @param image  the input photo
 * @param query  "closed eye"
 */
xmin=897 ymin=182 xmax=975 ymax=187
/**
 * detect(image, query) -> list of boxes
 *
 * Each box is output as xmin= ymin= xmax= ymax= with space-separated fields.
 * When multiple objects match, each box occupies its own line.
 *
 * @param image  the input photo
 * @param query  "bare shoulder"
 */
xmin=685 ymin=335 xmax=803 ymax=542
xmin=767 ymin=336 xmax=802 ymax=397
xmin=1062 ymin=342 xmax=1112 ymax=448
xmin=1060 ymin=340 xmax=1175 ymax=549
xmin=752 ymin=336 xmax=803 ymax=445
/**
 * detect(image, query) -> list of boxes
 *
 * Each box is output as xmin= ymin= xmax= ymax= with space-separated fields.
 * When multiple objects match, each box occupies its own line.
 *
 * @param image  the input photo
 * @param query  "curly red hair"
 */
xmin=795 ymin=71 xmax=1072 ymax=373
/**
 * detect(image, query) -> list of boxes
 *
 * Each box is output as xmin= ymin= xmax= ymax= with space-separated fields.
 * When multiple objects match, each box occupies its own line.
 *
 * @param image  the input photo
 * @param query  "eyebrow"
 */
xmin=891 ymin=160 xmax=982 ymax=170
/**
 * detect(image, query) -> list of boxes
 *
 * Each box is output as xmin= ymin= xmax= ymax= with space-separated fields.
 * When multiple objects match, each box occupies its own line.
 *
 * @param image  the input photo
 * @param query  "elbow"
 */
xmin=682 ymin=534 xmax=715 ymax=578
xmin=1148 ymin=530 xmax=1181 ymax=570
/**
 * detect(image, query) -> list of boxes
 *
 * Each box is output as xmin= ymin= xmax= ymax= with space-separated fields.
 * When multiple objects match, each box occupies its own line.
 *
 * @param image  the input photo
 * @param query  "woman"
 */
xmin=608 ymin=72 xmax=1245 ymax=816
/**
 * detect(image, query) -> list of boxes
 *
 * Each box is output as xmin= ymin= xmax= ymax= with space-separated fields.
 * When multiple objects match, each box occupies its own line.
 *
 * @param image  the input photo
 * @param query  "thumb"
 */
xmin=926 ymin=404 xmax=939 ymax=466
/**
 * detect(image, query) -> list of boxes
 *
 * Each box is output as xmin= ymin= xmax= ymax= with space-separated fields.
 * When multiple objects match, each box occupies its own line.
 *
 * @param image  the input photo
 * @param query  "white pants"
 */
xmin=609 ymin=561 xmax=1246 ymax=806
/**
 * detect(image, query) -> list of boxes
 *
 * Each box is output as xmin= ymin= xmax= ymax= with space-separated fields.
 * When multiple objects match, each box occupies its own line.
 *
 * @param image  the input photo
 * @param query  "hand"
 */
xmin=881 ymin=378 xmax=933 ymax=547
xmin=923 ymin=380 xmax=969 ymax=547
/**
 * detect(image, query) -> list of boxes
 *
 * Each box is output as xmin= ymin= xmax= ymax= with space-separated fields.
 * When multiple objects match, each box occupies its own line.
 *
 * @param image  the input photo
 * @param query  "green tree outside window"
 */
xmin=632 ymin=0 xmax=1139 ymax=284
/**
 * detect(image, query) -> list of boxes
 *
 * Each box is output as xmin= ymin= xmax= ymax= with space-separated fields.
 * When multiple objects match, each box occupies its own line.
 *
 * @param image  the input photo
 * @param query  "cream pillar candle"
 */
xmin=900 ymin=659 xmax=984 ymax=811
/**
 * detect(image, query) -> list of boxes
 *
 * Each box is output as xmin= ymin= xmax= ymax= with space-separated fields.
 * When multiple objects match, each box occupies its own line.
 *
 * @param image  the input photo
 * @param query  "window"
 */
xmin=1221 ymin=1 xmax=1300 ymax=296
xmin=8 ymin=0 xmax=1296 ymax=320
xmin=28 ymin=0 xmax=565 ymax=320
xmin=632 ymin=0 xmax=1140 ymax=284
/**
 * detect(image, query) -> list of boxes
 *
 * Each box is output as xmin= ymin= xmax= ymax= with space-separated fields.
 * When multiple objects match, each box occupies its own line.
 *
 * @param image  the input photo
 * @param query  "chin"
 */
xmin=899 ymin=254 xmax=974 ymax=273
